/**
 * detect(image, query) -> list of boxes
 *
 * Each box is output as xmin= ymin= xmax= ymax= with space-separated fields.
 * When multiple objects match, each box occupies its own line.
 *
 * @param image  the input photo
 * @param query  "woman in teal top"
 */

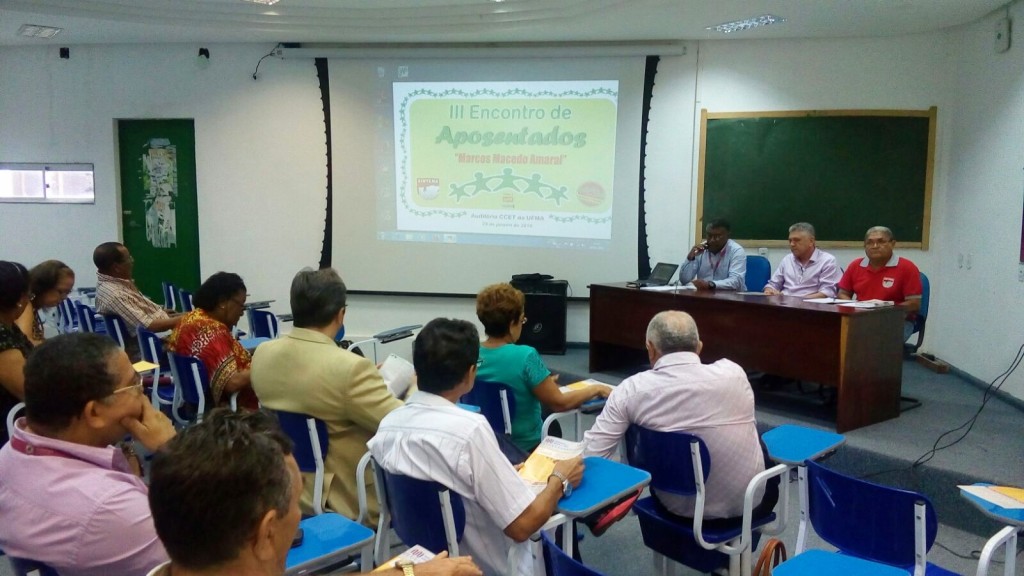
xmin=475 ymin=283 xmax=611 ymax=452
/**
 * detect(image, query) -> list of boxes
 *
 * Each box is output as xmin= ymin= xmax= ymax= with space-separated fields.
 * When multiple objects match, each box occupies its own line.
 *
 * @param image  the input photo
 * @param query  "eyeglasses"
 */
xmin=111 ymin=374 xmax=144 ymax=396
xmin=26 ymin=292 xmax=36 ymax=301
xmin=864 ymin=239 xmax=892 ymax=247
xmin=231 ymin=296 xmax=247 ymax=308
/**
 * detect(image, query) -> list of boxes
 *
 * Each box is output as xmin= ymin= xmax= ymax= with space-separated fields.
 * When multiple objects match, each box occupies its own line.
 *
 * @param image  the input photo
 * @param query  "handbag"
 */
xmin=753 ymin=538 xmax=787 ymax=576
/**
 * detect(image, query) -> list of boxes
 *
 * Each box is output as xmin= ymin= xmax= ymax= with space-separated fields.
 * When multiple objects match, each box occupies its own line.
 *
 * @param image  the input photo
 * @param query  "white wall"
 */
xmin=3 ymin=23 xmax=1023 ymax=400
xmin=0 ymin=43 xmax=326 ymax=321
xmin=931 ymin=5 xmax=1024 ymax=400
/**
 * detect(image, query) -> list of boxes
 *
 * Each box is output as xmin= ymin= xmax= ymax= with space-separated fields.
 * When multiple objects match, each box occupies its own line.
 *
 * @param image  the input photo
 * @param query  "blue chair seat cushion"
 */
xmin=633 ymin=496 xmax=772 ymax=573
xmin=774 ymin=549 xmax=910 ymax=576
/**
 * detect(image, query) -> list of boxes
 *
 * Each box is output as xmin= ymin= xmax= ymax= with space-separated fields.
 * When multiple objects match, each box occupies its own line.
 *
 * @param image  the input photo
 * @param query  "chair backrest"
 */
xmin=7 ymin=401 xmax=25 ymax=439
xmin=541 ymin=531 xmax=606 ymax=576
xmin=274 ymin=410 xmax=329 ymax=514
xmin=918 ymin=272 xmax=930 ymax=322
xmin=461 ymin=379 xmax=516 ymax=436
xmin=178 ymin=288 xmax=194 ymax=312
xmin=806 ymin=459 xmax=938 ymax=568
xmin=8 ymin=556 xmax=60 ymax=576
xmin=57 ymin=298 xmax=77 ymax=333
xmin=167 ymin=352 xmax=211 ymax=420
xmin=745 ymin=255 xmax=771 ymax=292
xmin=162 ymin=281 xmax=177 ymax=312
xmin=249 ymin=309 xmax=279 ymax=339
xmin=137 ymin=328 xmax=172 ymax=408
xmin=624 ymin=424 xmax=710 ymax=496
xmin=102 ymin=314 xmax=128 ymax=349
xmin=74 ymin=301 xmax=98 ymax=333
xmin=374 ymin=461 xmax=466 ymax=555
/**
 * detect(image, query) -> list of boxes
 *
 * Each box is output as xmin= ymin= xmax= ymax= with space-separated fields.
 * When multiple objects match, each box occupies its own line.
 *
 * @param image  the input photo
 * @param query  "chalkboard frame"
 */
xmin=696 ymin=107 xmax=936 ymax=250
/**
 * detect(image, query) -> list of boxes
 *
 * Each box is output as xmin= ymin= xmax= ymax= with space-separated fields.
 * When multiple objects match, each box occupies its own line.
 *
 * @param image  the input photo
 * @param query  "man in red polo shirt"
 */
xmin=838 ymin=226 xmax=923 ymax=341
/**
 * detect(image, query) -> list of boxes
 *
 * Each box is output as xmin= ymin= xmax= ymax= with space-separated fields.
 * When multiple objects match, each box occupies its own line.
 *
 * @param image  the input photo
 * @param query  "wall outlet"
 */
xmin=1019 ymin=263 xmax=1024 ymax=282
xmin=965 ymin=254 xmax=972 ymax=270
xmin=957 ymin=253 xmax=963 ymax=269
xmin=757 ymin=247 xmax=768 ymax=257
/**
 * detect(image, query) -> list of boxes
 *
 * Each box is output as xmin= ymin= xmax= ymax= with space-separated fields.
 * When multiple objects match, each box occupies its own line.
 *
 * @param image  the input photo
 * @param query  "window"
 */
xmin=0 ymin=163 xmax=95 ymax=203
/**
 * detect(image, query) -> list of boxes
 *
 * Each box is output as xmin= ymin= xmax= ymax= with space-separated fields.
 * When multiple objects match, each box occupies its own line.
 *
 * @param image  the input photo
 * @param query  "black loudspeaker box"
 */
xmin=518 ymin=292 xmax=567 ymax=355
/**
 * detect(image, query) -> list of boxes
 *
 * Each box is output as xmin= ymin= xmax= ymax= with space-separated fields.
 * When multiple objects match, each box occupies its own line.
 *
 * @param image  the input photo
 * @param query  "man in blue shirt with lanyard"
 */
xmin=679 ymin=218 xmax=747 ymax=291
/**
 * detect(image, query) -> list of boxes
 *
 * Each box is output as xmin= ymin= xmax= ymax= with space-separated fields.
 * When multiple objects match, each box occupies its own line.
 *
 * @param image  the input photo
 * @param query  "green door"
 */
xmin=117 ymin=120 xmax=200 ymax=303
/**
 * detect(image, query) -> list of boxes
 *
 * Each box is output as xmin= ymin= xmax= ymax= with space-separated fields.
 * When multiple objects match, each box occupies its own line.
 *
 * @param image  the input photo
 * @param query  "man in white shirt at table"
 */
xmin=763 ymin=222 xmax=841 ymax=298
xmin=369 ymin=318 xmax=583 ymax=576
xmin=583 ymin=310 xmax=776 ymax=525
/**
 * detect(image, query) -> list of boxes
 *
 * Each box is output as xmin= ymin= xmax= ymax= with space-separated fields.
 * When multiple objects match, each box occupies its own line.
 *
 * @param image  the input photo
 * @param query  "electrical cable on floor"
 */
xmin=859 ymin=342 xmax=1024 ymax=479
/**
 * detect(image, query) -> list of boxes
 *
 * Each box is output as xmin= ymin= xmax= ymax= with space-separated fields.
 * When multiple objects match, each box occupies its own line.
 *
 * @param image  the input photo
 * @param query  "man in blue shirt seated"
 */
xmin=679 ymin=218 xmax=747 ymax=291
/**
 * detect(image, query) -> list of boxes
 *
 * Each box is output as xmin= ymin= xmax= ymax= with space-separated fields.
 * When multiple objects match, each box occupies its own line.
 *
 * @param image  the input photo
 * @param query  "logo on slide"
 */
xmin=577 ymin=182 xmax=605 ymax=207
xmin=417 ymin=178 xmax=440 ymax=201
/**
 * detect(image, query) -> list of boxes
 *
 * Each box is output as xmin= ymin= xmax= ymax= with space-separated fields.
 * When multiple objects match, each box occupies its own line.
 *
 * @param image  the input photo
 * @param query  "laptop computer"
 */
xmin=631 ymin=262 xmax=679 ymax=287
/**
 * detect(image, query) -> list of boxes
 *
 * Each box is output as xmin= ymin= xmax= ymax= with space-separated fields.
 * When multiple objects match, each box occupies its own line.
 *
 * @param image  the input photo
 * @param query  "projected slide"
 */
xmin=393 ymin=81 xmax=618 ymax=245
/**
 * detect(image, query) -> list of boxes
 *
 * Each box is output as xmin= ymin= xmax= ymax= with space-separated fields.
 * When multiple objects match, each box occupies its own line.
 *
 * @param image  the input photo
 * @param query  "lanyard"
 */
xmin=709 ymin=249 xmax=725 ymax=276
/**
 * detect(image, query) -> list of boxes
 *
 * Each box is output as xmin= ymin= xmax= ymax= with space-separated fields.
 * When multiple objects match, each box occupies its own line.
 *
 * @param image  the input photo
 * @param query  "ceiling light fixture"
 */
xmin=706 ymin=15 xmax=785 ymax=34
xmin=241 ymin=0 xmax=281 ymax=5
xmin=18 ymin=24 xmax=63 ymax=39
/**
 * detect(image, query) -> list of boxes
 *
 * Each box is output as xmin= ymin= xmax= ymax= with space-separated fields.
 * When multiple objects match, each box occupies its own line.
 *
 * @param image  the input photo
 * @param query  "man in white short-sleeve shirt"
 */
xmin=369 ymin=318 xmax=583 ymax=576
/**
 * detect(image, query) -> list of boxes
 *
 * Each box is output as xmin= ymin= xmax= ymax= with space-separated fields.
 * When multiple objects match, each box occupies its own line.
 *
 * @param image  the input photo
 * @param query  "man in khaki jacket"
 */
xmin=252 ymin=268 xmax=403 ymax=524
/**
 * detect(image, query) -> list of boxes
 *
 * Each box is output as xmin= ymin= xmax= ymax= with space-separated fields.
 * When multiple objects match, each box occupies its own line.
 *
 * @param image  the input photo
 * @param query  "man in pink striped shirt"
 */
xmin=0 ymin=333 xmax=177 ymax=576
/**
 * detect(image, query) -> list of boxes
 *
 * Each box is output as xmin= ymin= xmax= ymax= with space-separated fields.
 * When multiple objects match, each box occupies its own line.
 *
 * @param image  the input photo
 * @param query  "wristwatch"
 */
xmin=395 ymin=560 xmax=415 ymax=576
xmin=708 ymin=281 xmax=717 ymax=290
xmin=549 ymin=471 xmax=572 ymax=497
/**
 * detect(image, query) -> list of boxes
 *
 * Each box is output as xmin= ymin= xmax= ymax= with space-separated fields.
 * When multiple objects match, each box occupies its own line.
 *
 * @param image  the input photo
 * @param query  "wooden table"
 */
xmin=588 ymin=283 xmax=905 ymax=432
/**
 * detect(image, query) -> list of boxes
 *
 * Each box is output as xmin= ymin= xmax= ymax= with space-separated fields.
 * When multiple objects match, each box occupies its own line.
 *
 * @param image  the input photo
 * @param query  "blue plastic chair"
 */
xmin=372 ymin=458 xmax=466 ymax=565
xmin=624 ymin=425 xmax=788 ymax=576
xmin=274 ymin=410 xmax=329 ymax=515
xmin=56 ymin=298 xmax=78 ymax=334
xmin=102 ymin=313 xmax=129 ymax=349
xmin=166 ymin=352 xmax=237 ymax=423
xmin=249 ymin=309 xmax=280 ymax=339
xmin=161 ymin=281 xmax=177 ymax=312
xmin=905 ymin=272 xmax=930 ymax=353
xmin=745 ymin=255 xmax=771 ymax=292
xmin=137 ymin=328 xmax=179 ymax=418
xmin=461 ymin=379 xmax=517 ymax=436
xmin=8 ymin=556 xmax=60 ymax=576
xmin=286 ymin=513 xmax=375 ymax=575
xmin=541 ymin=531 xmax=606 ymax=576
xmin=178 ymin=288 xmax=194 ymax=312
xmin=74 ymin=301 xmax=106 ymax=335
xmin=774 ymin=459 xmax=959 ymax=576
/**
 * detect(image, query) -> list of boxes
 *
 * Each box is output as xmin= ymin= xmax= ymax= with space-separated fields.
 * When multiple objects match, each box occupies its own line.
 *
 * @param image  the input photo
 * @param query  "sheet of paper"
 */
xmin=518 ymin=436 xmax=584 ymax=492
xmin=738 ymin=291 xmax=770 ymax=296
xmin=959 ymin=485 xmax=1024 ymax=509
xmin=559 ymin=378 xmax=610 ymax=393
xmin=803 ymin=297 xmax=838 ymax=304
xmin=379 ymin=353 xmax=415 ymax=399
xmin=641 ymin=283 xmax=695 ymax=292
xmin=132 ymin=360 xmax=159 ymax=373
xmin=372 ymin=545 xmax=436 ymax=572
xmin=836 ymin=299 xmax=894 ymax=308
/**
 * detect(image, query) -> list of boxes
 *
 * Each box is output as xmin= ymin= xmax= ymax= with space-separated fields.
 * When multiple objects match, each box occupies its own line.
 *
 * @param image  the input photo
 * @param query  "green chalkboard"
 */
xmin=697 ymin=109 xmax=935 ymax=248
